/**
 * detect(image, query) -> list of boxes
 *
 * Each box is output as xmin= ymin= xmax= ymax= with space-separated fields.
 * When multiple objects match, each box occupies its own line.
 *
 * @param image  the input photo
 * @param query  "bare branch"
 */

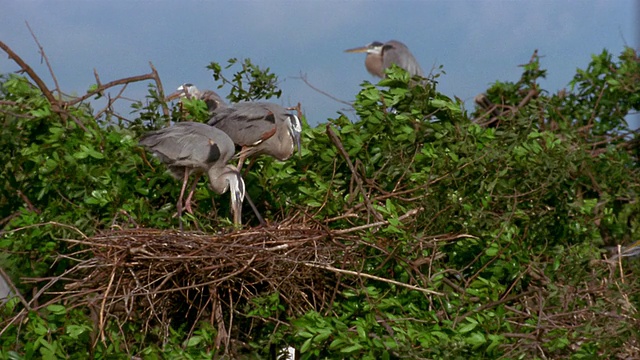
xmin=149 ymin=61 xmax=170 ymax=118
xmin=326 ymin=124 xmax=384 ymax=222
xmin=296 ymin=72 xmax=354 ymax=108
xmin=25 ymin=21 xmax=61 ymax=96
xmin=303 ymin=262 xmax=443 ymax=296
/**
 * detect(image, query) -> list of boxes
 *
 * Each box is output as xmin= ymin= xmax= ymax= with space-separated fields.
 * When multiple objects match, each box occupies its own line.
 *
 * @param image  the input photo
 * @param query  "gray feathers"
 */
xmin=139 ymin=122 xmax=235 ymax=179
xmin=208 ymin=102 xmax=301 ymax=161
xmin=381 ymin=40 xmax=424 ymax=78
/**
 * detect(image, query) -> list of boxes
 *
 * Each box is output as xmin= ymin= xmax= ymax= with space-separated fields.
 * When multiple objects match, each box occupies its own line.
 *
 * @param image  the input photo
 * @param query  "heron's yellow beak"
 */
xmin=344 ymin=46 xmax=369 ymax=53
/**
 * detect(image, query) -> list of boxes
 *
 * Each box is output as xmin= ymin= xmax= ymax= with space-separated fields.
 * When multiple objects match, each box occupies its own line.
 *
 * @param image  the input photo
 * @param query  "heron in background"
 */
xmin=345 ymin=40 xmax=424 ymax=79
xmin=139 ymin=122 xmax=244 ymax=228
xmin=167 ymin=83 xmax=227 ymax=115
xmin=208 ymin=102 xmax=302 ymax=171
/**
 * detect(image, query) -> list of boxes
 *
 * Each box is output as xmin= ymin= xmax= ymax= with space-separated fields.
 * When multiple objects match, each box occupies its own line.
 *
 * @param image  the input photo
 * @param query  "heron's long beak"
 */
xmin=166 ymin=90 xmax=184 ymax=101
xmin=231 ymin=189 xmax=243 ymax=226
xmin=344 ymin=46 xmax=369 ymax=53
xmin=229 ymin=173 xmax=245 ymax=226
xmin=231 ymin=194 xmax=242 ymax=225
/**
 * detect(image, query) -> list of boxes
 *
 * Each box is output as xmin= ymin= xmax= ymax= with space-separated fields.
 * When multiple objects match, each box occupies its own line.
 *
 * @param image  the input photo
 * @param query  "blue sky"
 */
xmin=1 ymin=1 xmax=638 ymax=127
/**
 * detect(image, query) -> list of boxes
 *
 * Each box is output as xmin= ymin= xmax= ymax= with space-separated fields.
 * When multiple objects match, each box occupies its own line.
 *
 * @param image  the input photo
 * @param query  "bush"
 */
xmin=1 ymin=46 xmax=639 ymax=358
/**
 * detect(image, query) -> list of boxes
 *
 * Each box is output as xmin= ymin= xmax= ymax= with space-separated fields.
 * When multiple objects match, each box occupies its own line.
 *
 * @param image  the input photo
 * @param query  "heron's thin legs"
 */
xmin=176 ymin=169 xmax=190 ymax=230
xmin=235 ymin=152 xmax=247 ymax=172
xmin=184 ymin=173 xmax=202 ymax=214
xmin=244 ymin=191 xmax=266 ymax=226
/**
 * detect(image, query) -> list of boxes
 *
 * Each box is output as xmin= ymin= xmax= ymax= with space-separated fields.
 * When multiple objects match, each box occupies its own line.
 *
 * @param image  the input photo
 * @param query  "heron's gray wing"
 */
xmin=207 ymin=102 xmax=282 ymax=147
xmin=382 ymin=40 xmax=424 ymax=77
xmin=140 ymin=123 xmax=234 ymax=171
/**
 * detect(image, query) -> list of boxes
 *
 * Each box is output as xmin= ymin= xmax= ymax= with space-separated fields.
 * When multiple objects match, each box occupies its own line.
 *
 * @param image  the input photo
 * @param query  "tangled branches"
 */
xmin=41 ymin=226 xmax=348 ymax=346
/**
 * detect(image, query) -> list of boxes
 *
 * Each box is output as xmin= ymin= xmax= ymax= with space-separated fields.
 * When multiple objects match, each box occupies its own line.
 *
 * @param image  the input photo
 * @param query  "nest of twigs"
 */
xmin=49 ymin=224 xmax=366 ymax=348
xmin=8 ymin=217 xmax=639 ymax=358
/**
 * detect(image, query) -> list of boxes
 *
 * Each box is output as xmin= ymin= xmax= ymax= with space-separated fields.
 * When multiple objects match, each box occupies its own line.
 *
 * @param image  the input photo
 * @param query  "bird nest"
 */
xmin=42 ymin=224 xmax=369 ymax=347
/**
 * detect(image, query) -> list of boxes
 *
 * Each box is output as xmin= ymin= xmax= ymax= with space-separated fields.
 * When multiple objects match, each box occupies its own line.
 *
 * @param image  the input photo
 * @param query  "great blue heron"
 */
xmin=345 ymin=40 xmax=424 ymax=79
xmin=139 ymin=122 xmax=244 ymax=227
xmin=167 ymin=83 xmax=227 ymax=114
xmin=207 ymin=102 xmax=302 ymax=170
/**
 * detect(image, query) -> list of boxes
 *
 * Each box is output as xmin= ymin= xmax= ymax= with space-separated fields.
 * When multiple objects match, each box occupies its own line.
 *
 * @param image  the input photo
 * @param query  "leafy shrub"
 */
xmin=1 ymin=47 xmax=639 ymax=358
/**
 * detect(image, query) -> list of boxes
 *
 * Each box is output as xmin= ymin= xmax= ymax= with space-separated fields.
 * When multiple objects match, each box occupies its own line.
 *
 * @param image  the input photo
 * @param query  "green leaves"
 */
xmin=207 ymin=58 xmax=282 ymax=102
xmin=73 ymin=144 xmax=104 ymax=160
xmin=2 ymin=47 xmax=640 ymax=359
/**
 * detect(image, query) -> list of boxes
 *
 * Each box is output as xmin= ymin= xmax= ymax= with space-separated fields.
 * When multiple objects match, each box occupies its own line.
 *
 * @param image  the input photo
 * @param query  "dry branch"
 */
xmin=326 ymin=124 xmax=384 ymax=222
xmin=0 ymin=40 xmax=75 ymax=126
xmin=0 ymin=39 xmax=170 ymax=127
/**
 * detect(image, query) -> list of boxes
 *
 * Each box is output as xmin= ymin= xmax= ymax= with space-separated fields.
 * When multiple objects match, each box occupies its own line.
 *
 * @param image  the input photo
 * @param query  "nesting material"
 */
xmin=54 ymin=225 xmax=360 ymax=345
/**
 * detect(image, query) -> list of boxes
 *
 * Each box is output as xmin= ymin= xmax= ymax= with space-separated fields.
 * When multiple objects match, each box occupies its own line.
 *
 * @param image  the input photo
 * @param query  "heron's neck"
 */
xmin=271 ymin=123 xmax=295 ymax=161
xmin=365 ymin=54 xmax=384 ymax=78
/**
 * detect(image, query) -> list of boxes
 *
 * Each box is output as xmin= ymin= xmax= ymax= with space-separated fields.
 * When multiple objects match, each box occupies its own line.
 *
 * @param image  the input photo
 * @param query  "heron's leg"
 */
xmin=236 ymin=154 xmax=247 ymax=172
xmin=235 ymin=146 xmax=249 ymax=172
xmin=176 ymin=169 xmax=190 ymax=230
xmin=184 ymin=173 xmax=202 ymax=214
xmin=244 ymin=191 xmax=266 ymax=226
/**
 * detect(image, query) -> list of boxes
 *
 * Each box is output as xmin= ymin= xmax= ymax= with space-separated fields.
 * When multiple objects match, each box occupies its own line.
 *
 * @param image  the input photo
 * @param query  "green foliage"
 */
xmin=0 ymin=304 xmax=93 ymax=359
xmin=207 ymin=57 xmax=282 ymax=102
xmin=2 ymin=48 xmax=640 ymax=358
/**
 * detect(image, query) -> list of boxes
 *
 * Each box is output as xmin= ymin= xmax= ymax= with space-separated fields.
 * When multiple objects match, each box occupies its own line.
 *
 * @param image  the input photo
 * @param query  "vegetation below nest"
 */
xmin=1 ymin=42 xmax=640 ymax=359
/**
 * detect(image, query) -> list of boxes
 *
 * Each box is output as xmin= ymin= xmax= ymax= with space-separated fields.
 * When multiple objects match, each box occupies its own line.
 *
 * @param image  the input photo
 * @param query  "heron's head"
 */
xmin=207 ymin=165 xmax=245 ymax=226
xmin=344 ymin=41 xmax=384 ymax=56
xmin=286 ymin=114 xmax=303 ymax=157
xmin=167 ymin=83 xmax=201 ymax=101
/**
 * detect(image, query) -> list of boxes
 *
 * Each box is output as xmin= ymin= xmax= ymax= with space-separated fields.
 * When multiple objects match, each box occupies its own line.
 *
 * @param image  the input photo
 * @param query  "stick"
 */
xmin=326 ymin=125 xmax=384 ymax=222
xmin=26 ymin=21 xmax=61 ymax=96
xmin=332 ymin=207 xmax=422 ymax=234
xmin=303 ymin=262 xmax=443 ymax=296
xmin=0 ymin=40 xmax=89 ymax=131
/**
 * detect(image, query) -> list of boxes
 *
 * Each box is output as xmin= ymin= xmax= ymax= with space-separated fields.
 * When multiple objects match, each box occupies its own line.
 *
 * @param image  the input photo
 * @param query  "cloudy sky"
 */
xmin=1 ymin=1 xmax=638 ymax=126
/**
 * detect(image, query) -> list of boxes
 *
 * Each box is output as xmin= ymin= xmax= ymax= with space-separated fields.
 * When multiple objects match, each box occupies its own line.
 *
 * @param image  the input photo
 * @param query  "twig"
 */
xmin=3 ymin=221 xmax=89 ymax=240
xmin=454 ymin=289 xmax=536 ymax=327
xmin=333 ymin=207 xmax=422 ymax=235
xmin=0 ymin=40 xmax=88 ymax=131
xmin=25 ymin=21 xmax=61 ymax=96
xmin=149 ymin=62 xmax=170 ymax=118
xmin=296 ymin=73 xmax=354 ymax=108
xmin=326 ymin=124 xmax=384 ymax=222
xmin=303 ymin=262 xmax=443 ymax=296
xmin=99 ymin=267 xmax=117 ymax=342
xmin=16 ymin=190 xmax=40 ymax=214
xmin=65 ymin=73 xmax=157 ymax=107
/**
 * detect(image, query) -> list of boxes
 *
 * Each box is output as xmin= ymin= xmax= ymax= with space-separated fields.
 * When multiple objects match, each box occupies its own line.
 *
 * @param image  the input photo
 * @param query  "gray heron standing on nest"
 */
xmin=345 ymin=40 xmax=424 ymax=79
xmin=140 ymin=122 xmax=244 ymax=228
xmin=207 ymin=102 xmax=302 ymax=171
